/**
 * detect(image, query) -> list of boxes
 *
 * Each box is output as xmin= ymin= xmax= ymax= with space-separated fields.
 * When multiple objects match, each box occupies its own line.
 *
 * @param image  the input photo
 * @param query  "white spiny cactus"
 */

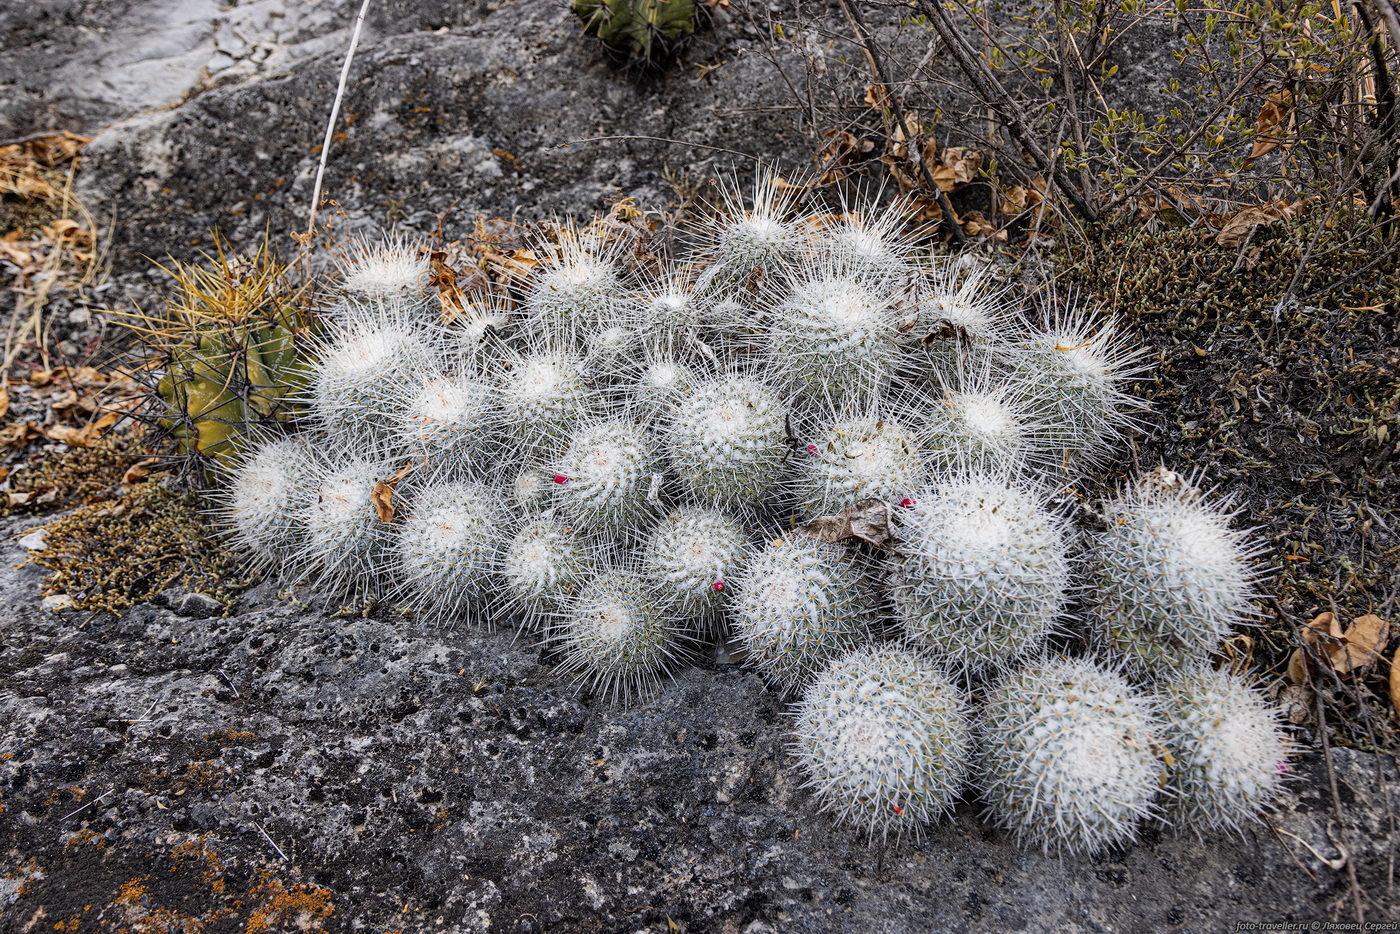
xmin=495 ymin=346 xmax=600 ymax=460
xmin=793 ymin=645 xmax=969 ymax=840
xmin=499 ymin=514 xmax=593 ymax=622
xmin=309 ymin=301 xmax=439 ymax=442
xmin=553 ymin=569 xmax=688 ymax=700
xmin=517 ymin=227 xmax=629 ymax=343
xmin=396 ymin=479 xmax=505 ymax=624
xmin=390 ymin=370 xmax=495 ymax=477
xmin=665 ymin=375 xmax=790 ymax=512
xmin=641 ymin=507 xmax=748 ymax=624
xmin=207 ymin=187 xmax=1289 ymax=856
xmin=550 ymin=418 xmax=660 ymax=534
xmin=1155 ymin=666 xmax=1290 ymax=834
xmin=730 ymin=535 xmax=873 ymax=693
xmin=1002 ymin=299 xmax=1149 ymax=466
xmin=222 ymin=434 xmax=318 ymax=569
xmin=887 ymin=473 xmax=1070 ymax=678
xmin=298 ymin=450 xmax=397 ymax=599
xmin=1085 ymin=468 xmax=1262 ymax=677
xmin=977 ymin=657 xmax=1164 ymax=855
xmin=692 ymin=174 xmax=804 ymax=298
xmin=337 ymin=234 xmax=430 ymax=302
xmin=764 ymin=269 xmax=900 ymax=404
xmin=790 ymin=411 xmax=926 ymax=518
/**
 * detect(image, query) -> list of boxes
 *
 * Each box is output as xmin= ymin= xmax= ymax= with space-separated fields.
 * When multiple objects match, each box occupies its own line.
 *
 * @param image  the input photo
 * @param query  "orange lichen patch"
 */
xmin=244 ymin=878 xmax=335 ymax=934
xmin=115 ymin=876 xmax=150 ymax=908
xmin=174 ymin=761 xmax=233 ymax=793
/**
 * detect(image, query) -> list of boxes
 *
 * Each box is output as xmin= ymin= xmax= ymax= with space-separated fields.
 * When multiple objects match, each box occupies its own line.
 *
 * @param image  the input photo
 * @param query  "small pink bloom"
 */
xmin=553 ymin=474 xmax=569 ymax=485
xmin=712 ymin=580 xmax=726 ymax=593
xmin=899 ymin=498 xmax=917 ymax=508
xmin=806 ymin=444 xmax=818 ymax=456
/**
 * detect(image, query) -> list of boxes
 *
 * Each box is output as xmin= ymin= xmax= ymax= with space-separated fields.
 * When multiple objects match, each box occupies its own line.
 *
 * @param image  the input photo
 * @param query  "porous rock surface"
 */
xmin=2 ymin=0 xmax=1398 ymax=931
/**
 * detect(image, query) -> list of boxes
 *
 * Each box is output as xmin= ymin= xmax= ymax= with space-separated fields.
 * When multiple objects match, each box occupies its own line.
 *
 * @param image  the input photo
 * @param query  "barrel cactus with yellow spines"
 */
xmin=129 ymin=235 xmax=316 ymax=468
xmin=572 ymin=0 xmax=697 ymax=61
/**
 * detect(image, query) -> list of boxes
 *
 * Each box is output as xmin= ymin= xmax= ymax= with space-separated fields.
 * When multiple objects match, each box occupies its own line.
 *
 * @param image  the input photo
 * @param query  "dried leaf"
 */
xmin=427 ymin=250 xmax=467 ymax=324
xmin=1333 ymin=613 xmax=1390 ymax=674
xmin=1215 ymin=197 xmax=1316 ymax=248
xmin=798 ymin=498 xmax=892 ymax=547
xmin=1291 ymin=610 xmax=1392 ymax=678
xmin=0 ymin=376 xmax=8 ymax=421
xmin=1391 ymin=645 xmax=1400 ymax=725
xmin=1241 ymin=88 xmax=1294 ymax=170
xmin=122 ymin=457 xmax=160 ymax=485
xmin=371 ymin=462 xmax=415 ymax=524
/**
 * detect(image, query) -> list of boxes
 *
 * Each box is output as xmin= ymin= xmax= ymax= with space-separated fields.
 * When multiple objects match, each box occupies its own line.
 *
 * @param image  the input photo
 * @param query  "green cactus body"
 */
xmin=572 ymin=0 xmax=697 ymax=60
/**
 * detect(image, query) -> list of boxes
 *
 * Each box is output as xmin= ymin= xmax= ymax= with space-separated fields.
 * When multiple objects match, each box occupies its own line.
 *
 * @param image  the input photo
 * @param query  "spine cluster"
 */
xmin=216 ymin=178 xmax=1286 ymax=850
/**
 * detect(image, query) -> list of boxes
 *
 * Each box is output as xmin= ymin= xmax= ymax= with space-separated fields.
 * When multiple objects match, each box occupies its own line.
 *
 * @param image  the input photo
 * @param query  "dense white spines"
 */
xmin=496 ymin=348 xmax=599 ymax=459
xmin=693 ymin=175 xmax=804 ymax=297
xmin=500 ymin=514 xmax=592 ymax=621
xmin=391 ymin=371 xmax=495 ymax=476
xmin=921 ymin=368 xmax=1054 ymax=477
xmin=299 ymin=452 xmax=396 ymax=599
xmin=395 ymin=479 xmax=504 ymax=624
xmin=625 ymin=356 xmax=698 ymax=421
xmin=765 ymin=272 xmax=900 ymax=404
xmin=977 ymin=657 xmax=1163 ymax=855
xmin=1086 ymin=468 xmax=1261 ymax=677
xmin=1155 ymin=666 xmax=1289 ymax=834
xmin=811 ymin=202 xmax=920 ymax=286
xmin=223 ymin=435 xmax=317 ymax=568
xmin=551 ymin=418 xmax=659 ymax=534
xmin=793 ymin=646 xmax=969 ymax=840
xmin=518 ymin=230 xmax=629 ymax=342
xmin=887 ymin=474 xmax=1069 ymax=678
xmin=665 ymin=376 xmax=790 ymax=512
xmin=1004 ymin=303 xmax=1148 ymax=466
xmin=553 ymin=570 xmax=687 ymax=700
xmin=791 ymin=413 xmax=925 ymax=518
xmin=337 ymin=235 xmax=430 ymax=302
xmin=310 ymin=305 xmax=437 ymax=441
xmin=641 ymin=507 xmax=748 ymax=623
xmin=730 ymin=535 xmax=873 ymax=693
xmin=903 ymin=264 xmax=1013 ymax=378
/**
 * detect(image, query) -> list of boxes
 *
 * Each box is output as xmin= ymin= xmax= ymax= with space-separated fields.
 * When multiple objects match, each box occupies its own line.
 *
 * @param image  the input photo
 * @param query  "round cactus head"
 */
xmin=298 ymin=451 xmax=397 ymax=600
xmin=665 ymin=375 xmax=790 ymax=512
xmin=337 ymin=234 xmax=430 ymax=302
xmin=550 ymin=418 xmax=659 ymax=535
xmin=495 ymin=346 xmax=600 ymax=459
xmin=1086 ymin=467 xmax=1263 ymax=677
xmin=902 ymin=263 xmax=1014 ymax=379
xmin=1155 ymin=666 xmax=1290 ymax=835
xmin=222 ymin=433 xmax=317 ymax=569
xmin=309 ymin=303 xmax=438 ymax=443
xmin=516 ymin=226 xmax=629 ymax=344
xmin=499 ymin=514 xmax=593 ymax=623
xmin=810 ymin=199 xmax=921 ymax=286
xmin=1003 ymin=298 xmax=1150 ymax=467
xmin=976 ymin=656 xmax=1163 ymax=855
xmin=887 ymin=472 xmax=1069 ymax=679
xmin=624 ymin=355 xmax=698 ymax=421
xmin=641 ymin=507 xmax=748 ymax=624
xmin=692 ymin=173 xmax=804 ymax=297
xmin=790 ymin=411 xmax=925 ymax=518
xmin=552 ymin=569 xmax=687 ymax=701
xmin=391 ymin=370 xmax=495 ymax=478
xmin=730 ymin=535 xmax=873 ymax=693
xmin=396 ymin=479 xmax=505 ymax=625
xmin=762 ymin=267 xmax=899 ymax=405
xmin=793 ymin=646 xmax=970 ymax=841
xmin=921 ymin=364 xmax=1059 ymax=477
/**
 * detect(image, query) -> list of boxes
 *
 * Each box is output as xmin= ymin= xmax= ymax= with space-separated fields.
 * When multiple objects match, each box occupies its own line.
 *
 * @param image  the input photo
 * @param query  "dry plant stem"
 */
xmin=306 ymin=0 xmax=374 ymax=240
xmin=1315 ymin=687 xmax=1369 ymax=924
xmin=914 ymin=0 xmax=1099 ymax=222
xmin=838 ymin=0 xmax=966 ymax=245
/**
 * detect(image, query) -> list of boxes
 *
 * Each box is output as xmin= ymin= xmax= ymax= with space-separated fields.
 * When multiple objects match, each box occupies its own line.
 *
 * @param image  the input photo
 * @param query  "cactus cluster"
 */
xmin=214 ymin=179 xmax=1289 ymax=852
